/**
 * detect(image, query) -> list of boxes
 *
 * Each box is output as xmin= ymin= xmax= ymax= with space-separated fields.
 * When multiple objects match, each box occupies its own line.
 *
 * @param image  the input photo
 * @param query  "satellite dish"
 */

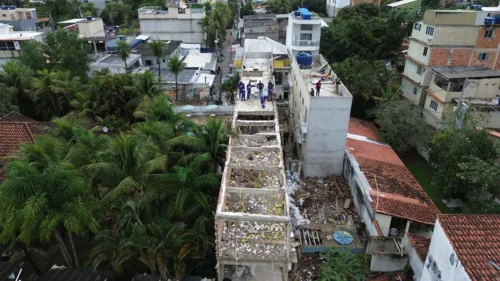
xmin=103 ymin=126 xmax=109 ymax=133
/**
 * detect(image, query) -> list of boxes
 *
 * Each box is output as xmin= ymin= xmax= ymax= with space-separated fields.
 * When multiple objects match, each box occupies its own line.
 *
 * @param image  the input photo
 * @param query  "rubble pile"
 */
xmin=226 ymin=193 xmax=285 ymax=215
xmin=232 ymin=136 xmax=278 ymax=147
xmin=219 ymin=241 xmax=291 ymax=261
xmin=238 ymin=126 xmax=275 ymax=135
xmin=289 ymin=254 xmax=322 ymax=281
xmin=224 ymin=221 xmax=286 ymax=241
xmin=230 ymin=150 xmax=279 ymax=166
xmin=230 ymin=170 xmax=280 ymax=189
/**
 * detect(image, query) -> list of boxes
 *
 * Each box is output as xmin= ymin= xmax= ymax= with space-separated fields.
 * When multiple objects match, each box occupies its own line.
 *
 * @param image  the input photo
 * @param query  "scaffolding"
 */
xmin=215 ymin=58 xmax=295 ymax=280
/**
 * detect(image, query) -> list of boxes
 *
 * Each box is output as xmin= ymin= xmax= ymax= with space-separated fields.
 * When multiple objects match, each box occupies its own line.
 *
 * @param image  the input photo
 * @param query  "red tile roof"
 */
xmin=407 ymin=233 xmax=431 ymax=262
xmin=346 ymin=118 xmax=440 ymax=225
xmin=348 ymin=118 xmax=383 ymax=141
xmin=438 ymin=214 xmax=500 ymax=281
xmin=0 ymin=113 xmax=51 ymax=181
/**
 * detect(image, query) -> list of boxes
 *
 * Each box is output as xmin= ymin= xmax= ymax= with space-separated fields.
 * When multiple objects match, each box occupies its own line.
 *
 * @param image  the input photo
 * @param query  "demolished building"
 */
xmin=215 ymin=45 xmax=295 ymax=281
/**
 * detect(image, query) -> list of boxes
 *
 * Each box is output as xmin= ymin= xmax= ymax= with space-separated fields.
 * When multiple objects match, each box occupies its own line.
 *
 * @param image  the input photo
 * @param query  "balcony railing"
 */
xmin=292 ymin=39 xmax=320 ymax=47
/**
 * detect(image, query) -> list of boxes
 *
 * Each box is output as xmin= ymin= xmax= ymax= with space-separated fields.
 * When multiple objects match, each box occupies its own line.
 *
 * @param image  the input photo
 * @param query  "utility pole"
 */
xmin=453 ymin=77 xmax=476 ymax=129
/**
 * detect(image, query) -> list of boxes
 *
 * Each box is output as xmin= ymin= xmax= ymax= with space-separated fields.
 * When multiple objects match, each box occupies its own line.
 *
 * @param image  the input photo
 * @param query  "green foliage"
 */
xmin=168 ymin=56 xmax=185 ymax=101
xmin=267 ymin=0 xmax=292 ymax=14
xmin=19 ymin=40 xmax=47 ymax=72
xmin=148 ymin=40 xmax=166 ymax=83
xmin=373 ymin=100 xmax=432 ymax=154
xmin=321 ymin=5 xmax=406 ymax=63
xmin=201 ymin=2 xmax=232 ymax=48
xmin=333 ymin=57 xmax=396 ymax=118
xmin=428 ymin=128 xmax=499 ymax=200
xmin=240 ymin=1 xmax=255 ymax=16
xmin=101 ymin=2 xmax=133 ymax=26
xmin=116 ymin=40 xmax=131 ymax=69
xmin=320 ymin=249 xmax=365 ymax=281
xmin=0 ymin=84 xmax=19 ymax=116
xmin=291 ymin=0 xmax=326 ymax=15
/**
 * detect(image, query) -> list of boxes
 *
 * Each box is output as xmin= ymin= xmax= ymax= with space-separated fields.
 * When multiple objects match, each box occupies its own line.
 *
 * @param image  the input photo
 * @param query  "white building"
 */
xmin=418 ymin=214 xmax=500 ymax=281
xmin=326 ymin=0 xmax=350 ymax=17
xmin=88 ymin=53 xmax=145 ymax=76
xmin=0 ymin=26 xmax=43 ymax=66
xmin=58 ymin=17 xmax=105 ymax=37
xmin=132 ymin=40 xmax=181 ymax=69
xmin=286 ymin=8 xmax=323 ymax=56
xmin=138 ymin=4 xmax=205 ymax=43
xmin=288 ymin=53 xmax=352 ymax=177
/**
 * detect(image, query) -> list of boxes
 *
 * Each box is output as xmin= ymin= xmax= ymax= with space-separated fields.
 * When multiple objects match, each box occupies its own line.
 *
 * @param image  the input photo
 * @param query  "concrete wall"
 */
xmin=77 ymin=19 xmax=105 ymax=37
xmin=374 ymin=213 xmax=392 ymax=237
xmin=408 ymin=40 xmax=430 ymax=65
xmin=401 ymin=78 xmax=424 ymax=105
xmin=432 ymin=26 xmax=478 ymax=46
xmin=423 ymin=11 xmax=477 ymax=26
xmin=471 ymin=110 xmax=500 ymax=129
xmin=371 ymin=254 xmax=409 ymax=272
xmin=409 ymin=246 xmax=425 ymax=281
xmin=0 ymin=19 xmax=37 ymax=31
xmin=140 ymin=45 xmax=181 ymax=68
xmin=139 ymin=19 xmax=204 ymax=43
xmin=420 ymin=221 xmax=471 ymax=281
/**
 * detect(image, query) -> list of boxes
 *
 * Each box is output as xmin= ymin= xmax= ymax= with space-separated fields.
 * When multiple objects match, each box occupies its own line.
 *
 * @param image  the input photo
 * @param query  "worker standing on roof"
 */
xmin=315 ymin=79 xmax=321 ymax=96
xmin=267 ymin=81 xmax=274 ymax=102
xmin=238 ymin=81 xmax=246 ymax=101
xmin=247 ymin=82 xmax=253 ymax=100
xmin=257 ymin=80 xmax=266 ymax=109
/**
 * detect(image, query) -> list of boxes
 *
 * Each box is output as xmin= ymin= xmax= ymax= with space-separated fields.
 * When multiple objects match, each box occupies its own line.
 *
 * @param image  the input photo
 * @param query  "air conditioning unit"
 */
xmin=426 ymin=37 xmax=432 ymax=43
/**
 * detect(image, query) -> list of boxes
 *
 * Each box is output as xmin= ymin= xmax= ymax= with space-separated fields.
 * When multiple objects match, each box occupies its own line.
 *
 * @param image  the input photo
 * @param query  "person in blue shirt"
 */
xmin=267 ymin=81 xmax=274 ymax=101
xmin=238 ymin=81 xmax=245 ymax=101
xmin=247 ymin=82 xmax=253 ymax=100
xmin=257 ymin=80 xmax=265 ymax=108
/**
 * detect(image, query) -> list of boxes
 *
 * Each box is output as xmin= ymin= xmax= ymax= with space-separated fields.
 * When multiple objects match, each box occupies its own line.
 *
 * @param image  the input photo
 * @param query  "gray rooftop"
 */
xmin=432 ymin=66 xmax=500 ymax=80
xmin=91 ymin=54 xmax=142 ymax=67
xmin=132 ymin=40 xmax=182 ymax=56
xmin=151 ymin=68 xmax=198 ymax=84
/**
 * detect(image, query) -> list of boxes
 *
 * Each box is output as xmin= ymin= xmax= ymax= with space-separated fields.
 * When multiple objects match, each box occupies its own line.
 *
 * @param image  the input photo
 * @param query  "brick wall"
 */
xmin=470 ymin=51 xmax=496 ymax=69
xmin=475 ymin=26 xmax=500 ymax=49
xmin=429 ymin=48 xmax=473 ymax=67
xmin=429 ymin=48 xmax=450 ymax=66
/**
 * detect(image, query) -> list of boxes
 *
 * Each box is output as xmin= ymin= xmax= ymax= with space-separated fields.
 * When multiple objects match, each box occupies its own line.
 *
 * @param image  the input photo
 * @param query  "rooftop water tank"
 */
xmin=296 ymin=52 xmax=312 ymax=66
xmin=485 ymin=17 xmax=495 ymax=25
xmin=299 ymin=8 xmax=312 ymax=20
xmin=86 ymin=16 xmax=93 ymax=21
xmin=471 ymin=4 xmax=482 ymax=11
xmin=8 ymin=5 xmax=16 ymax=10
xmin=0 ymin=5 xmax=7 ymax=10
xmin=494 ymin=15 xmax=500 ymax=24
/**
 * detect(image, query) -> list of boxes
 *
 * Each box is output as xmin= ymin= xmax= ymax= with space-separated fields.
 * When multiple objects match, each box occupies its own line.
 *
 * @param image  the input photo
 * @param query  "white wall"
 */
xmin=140 ymin=19 xmax=204 ymax=43
xmin=371 ymin=254 xmax=409 ymax=272
xmin=420 ymin=221 xmax=472 ymax=281
xmin=408 ymin=41 xmax=430 ymax=65
xmin=375 ymin=213 xmax=392 ymax=237
xmin=401 ymin=77 xmax=423 ymax=105
xmin=409 ymin=247 xmax=425 ymax=281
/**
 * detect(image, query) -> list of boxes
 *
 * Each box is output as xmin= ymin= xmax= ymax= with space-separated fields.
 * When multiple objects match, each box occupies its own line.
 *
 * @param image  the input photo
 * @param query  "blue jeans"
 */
xmin=260 ymin=96 xmax=266 ymax=108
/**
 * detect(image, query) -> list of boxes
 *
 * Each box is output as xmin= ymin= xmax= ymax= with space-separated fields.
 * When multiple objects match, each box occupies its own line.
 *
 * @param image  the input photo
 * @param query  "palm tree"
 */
xmin=32 ymin=69 xmax=79 ymax=120
xmin=104 ymin=3 xmax=120 ymax=25
xmin=166 ymin=117 xmax=237 ymax=172
xmin=0 ymin=61 xmax=33 ymax=115
xmin=135 ymin=71 xmax=161 ymax=97
xmin=116 ymin=40 xmax=131 ymax=71
xmin=69 ymin=91 xmax=106 ymax=121
xmin=0 ymin=161 xmax=100 ymax=267
xmin=134 ymin=95 xmax=196 ymax=135
xmin=148 ymin=40 xmax=166 ymax=83
xmin=153 ymin=154 xmax=220 ymax=219
xmin=133 ymin=121 xmax=174 ymax=153
xmin=167 ymin=56 xmax=184 ymax=101
xmin=84 ymin=134 xmax=166 ymax=201
xmin=319 ymin=249 xmax=365 ymax=281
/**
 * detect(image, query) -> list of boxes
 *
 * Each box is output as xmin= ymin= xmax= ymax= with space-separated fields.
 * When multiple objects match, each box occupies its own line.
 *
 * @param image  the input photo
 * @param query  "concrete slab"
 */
xmin=223 ymin=264 xmax=283 ymax=281
xmin=235 ymin=99 xmax=275 ymax=113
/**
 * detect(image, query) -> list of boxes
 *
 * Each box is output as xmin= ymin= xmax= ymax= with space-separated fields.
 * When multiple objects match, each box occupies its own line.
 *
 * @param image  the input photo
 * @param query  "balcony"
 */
xmin=292 ymin=39 xmax=320 ymax=47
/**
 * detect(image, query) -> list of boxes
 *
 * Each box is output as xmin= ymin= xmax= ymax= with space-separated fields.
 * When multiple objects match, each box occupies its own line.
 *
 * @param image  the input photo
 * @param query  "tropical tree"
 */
xmin=0 ymin=61 xmax=33 ymax=116
xmin=319 ymin=249 xmax=365 ymax=281
xmin=148 ymin=40 xmax=166 ymax=83
xmin=168 ymin=56 xmax=184 ymax=101
xmin=31 ymin=69 xmax=80 ymax=120
xmin=166 ymin=117 xmax=236 ymax=172
xmin=116 ymin=40 xmax=131 ymax=70
xmin=267 ymin=0 xmax=292 ymax=14
xmin=84 ymin=134 xmax=166 ymax=201
xmin=0 ymin=160 xmax=100 ymax=267
xmin=0 ymin=84 xmax=18 ymax=116
xmin=103 ymin=2 xmax=121 ymax=25
xmin=135 ymin=71 xmax=161 ymax=97
xmin=201 ymin=2 xmax=232 ymax=48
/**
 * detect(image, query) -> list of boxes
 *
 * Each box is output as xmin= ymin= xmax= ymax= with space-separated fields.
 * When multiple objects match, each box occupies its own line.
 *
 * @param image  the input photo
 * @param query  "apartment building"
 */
xmin=138 ymin=3 xmax=205 ymax=43
xmin=58 ymin=17 xmax=105 ymax=37
xmin=0 ymin=6 xmax=38 ymax=31
xmin=289 ymin=53 xmax=353 ymax=177
xmin=242 ymin=14 xmax=279 ymax=45
xmin=286 ymin=8 xmax=323 ymax=56
xmin=423 ymin=66 xmax=500 ymax=129
xmin=0 ymin=25 xmax=43 ymax=66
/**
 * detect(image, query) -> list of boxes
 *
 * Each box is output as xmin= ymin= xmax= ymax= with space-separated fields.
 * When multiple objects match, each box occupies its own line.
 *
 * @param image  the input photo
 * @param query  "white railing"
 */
xmin=292 ymin=39 xmax=320 ymax=47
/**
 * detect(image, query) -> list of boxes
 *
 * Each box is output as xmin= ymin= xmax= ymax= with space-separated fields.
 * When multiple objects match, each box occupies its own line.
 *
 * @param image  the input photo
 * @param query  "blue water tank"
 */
xmin=8 ymin=5 xmax=16 ymax=10
xmin=494 ymin=15 xmax=500 ymax=24
xmin=299 ymin=8 xmax=312 ymax=20
xmin=296 ymin=52 xmax=313 ymax=66
xmin=0 ymin=5 xmax=7 ymax=10
xmin=485 ymin=17 xmax=494 ymax=25
xmin=86 ymin=16 xmax=93 ymax=21
xmin=471 ymin=4 xmax=482 ymax=11
xmin=294 ymin=10 xmax=300 ymax=16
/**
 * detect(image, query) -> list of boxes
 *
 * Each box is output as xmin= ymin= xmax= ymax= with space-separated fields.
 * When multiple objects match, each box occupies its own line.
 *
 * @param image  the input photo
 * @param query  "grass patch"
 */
xmin=401 ymin=151 xmax=451 ymax=213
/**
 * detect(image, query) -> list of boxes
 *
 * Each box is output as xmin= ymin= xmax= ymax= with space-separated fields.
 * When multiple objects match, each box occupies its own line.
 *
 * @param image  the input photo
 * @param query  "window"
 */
xmin=413 ymin=86 xmax=418 ymax=95
xmin=300 ymin=33 xmax=312 ymax=41
xmin=479 ymin=53 xmax=490 ymax=61
xmin=430 ymin=100 xmax=438 ymax=111
xmin=425 ymin=26 xmax=435 ymax=36
xmin=145 ymin=60 xmax=153 ymax=66
xmin=301 ymin=24 xmax=313 ymax=31
xmin=414 ymin=23 xmax=421 ymax=31
xmin=416 ymin=65 xmax=424 ymax=75
xmin=484 ymin=29 xmax=494 ymax=38
xmin=162 ymin=58 xmax=166 ymax=62
xmin=0 ymin=41 xmax=16 ymax=51
xmin=423 ymin=47 xmax=428 ymax=56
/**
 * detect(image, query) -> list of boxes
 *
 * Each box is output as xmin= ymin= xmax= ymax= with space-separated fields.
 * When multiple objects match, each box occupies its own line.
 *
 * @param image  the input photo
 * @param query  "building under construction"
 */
xmin=215 ymin=43 xmax=295 ymax=281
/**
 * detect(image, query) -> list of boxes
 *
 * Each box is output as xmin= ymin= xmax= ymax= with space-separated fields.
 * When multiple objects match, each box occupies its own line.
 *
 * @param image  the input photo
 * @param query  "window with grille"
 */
xmin=484 ymin=29 xmax=493 ymax=38
xmin=430 ymin=100 xmax=438 ymax=111
xmin=479 ymin=53 xmax=490 ymax=61
xmin=426 ymin=26 xmax=435 ymax=36
xmin=413 ymin=87 xmax=418 ymax=95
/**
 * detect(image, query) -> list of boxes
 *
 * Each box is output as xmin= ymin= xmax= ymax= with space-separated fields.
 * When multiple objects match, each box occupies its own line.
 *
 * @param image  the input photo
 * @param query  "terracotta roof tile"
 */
xmin=0 ymin=112 xmax=36 ymax=122
xmin=346 ymin=118 xmax=440 ymax=225
xmin=407 ymin=233 xmax=431 ymax=261
xmin=438 ymin=214 xmax=500 ymax=281
xmin=348 ymin=118 xmax=383 ymax=141
xmin=368 ymin=272 xmax=408 ymax=281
